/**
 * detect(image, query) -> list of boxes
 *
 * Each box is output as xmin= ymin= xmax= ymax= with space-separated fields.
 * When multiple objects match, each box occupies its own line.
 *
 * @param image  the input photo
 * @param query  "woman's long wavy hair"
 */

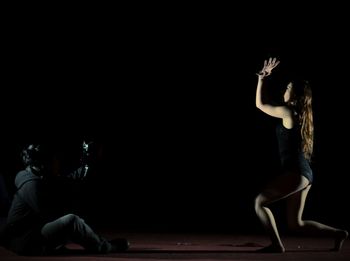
xmin=287 ymin=80 xmax=314 ymax=161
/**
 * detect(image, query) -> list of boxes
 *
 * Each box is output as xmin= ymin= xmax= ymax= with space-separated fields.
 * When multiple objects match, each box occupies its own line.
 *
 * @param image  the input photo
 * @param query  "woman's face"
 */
xmin=284 ymin=82 xmax=293 ymax=102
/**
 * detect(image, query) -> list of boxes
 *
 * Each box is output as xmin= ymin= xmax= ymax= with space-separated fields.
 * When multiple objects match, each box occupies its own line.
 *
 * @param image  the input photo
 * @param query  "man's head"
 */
xmin=21 ymin=144 xmax=47 ymax=172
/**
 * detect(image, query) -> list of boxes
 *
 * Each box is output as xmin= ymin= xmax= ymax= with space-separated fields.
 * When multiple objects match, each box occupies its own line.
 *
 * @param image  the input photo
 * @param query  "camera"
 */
xmin=80 ymin=141 xmax=94 ymax=178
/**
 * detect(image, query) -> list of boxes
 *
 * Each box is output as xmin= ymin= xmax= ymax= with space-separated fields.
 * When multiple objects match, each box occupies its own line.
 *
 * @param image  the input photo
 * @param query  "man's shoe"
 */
xmin=109 ymin=238 xmax=130 ymax=252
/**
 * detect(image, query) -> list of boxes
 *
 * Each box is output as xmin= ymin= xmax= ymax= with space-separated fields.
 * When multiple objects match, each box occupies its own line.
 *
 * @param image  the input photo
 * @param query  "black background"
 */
xmin=1 ymin=3 xmax=349 ymax=234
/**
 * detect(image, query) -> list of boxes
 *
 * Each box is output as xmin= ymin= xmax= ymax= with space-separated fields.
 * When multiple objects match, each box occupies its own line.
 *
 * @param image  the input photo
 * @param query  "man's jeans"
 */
xmin=41 ymin=214 xmax=112 ymax=253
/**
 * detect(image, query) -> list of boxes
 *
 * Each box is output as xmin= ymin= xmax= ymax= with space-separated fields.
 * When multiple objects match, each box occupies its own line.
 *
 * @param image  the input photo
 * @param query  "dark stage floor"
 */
xmin=1 ymin=231 xmax=349 ymax=261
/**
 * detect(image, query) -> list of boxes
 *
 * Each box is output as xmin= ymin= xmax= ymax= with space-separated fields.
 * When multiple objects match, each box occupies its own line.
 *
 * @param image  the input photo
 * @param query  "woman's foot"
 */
xmin=331 ymin=230 xmax=348 ymax=251
xmin=256 ymin=244 xmax=285 ymax=253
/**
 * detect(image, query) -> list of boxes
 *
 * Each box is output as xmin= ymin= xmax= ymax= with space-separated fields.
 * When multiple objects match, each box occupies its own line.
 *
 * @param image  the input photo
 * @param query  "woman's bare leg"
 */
xmin=287 ymin=185 xmax=348 ymax=251
xmin=254 ymin=173 xmax=309 ymax=253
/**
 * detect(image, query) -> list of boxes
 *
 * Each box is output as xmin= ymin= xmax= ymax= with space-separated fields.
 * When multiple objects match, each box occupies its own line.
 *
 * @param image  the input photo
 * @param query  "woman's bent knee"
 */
xmin=254 ymin=194 xmax=265 ymax=211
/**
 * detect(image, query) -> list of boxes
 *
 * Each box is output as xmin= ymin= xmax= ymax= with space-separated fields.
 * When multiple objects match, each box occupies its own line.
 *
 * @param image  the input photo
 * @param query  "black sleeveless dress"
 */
xmin=276 ymin=123 xmax=313 ymax=183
